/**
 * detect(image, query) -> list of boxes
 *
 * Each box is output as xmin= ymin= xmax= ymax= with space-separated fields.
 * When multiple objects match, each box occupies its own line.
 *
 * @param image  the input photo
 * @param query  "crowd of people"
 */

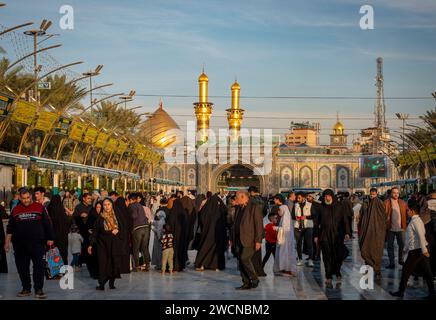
xmin=0 ymin=185 xmax=435 ymax=299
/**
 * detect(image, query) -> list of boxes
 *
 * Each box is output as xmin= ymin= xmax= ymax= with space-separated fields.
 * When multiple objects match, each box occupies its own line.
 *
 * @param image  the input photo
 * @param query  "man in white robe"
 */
xmin=273 ymin=194 xmax=297 ymax=276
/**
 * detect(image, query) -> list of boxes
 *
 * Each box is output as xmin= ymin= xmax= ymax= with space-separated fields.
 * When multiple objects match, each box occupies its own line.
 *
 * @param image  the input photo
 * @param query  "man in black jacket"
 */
xmin=4 ymin=188 xmax=54 ymax=299
xmin=231 ymin=190 xmax=263 ymax=290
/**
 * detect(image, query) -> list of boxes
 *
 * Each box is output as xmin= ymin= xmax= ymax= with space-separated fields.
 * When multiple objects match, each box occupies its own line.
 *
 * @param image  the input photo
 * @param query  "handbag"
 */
xmin=46 ymin=246 xmax=64 ymax=278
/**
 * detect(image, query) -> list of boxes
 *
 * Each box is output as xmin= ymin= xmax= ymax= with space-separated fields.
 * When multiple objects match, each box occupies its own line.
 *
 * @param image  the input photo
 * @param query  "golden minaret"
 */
xmin=226 ymin=79 xmax=244 ymax=137
xmin=194 ymin=68 xmax=213 ymax=143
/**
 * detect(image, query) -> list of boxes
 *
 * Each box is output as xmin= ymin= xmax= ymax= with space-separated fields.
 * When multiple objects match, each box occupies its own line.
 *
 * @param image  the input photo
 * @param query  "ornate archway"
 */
xmin=211 ymin=163 xmax=266 ymax=194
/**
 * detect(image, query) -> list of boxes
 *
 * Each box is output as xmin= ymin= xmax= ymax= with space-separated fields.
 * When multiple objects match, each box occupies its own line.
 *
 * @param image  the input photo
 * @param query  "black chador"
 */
xmin=194 ymin=195 xmax=227 ymax=270
xmin=74 ymin=207 xmax=98 ymax=278
xmin=169 ymin=199 xmax=189 ymax=271
xmin=47 ymin=195 xmax=72 ymax=265
xmin=114 ymin=197 xmax=132 ymax=274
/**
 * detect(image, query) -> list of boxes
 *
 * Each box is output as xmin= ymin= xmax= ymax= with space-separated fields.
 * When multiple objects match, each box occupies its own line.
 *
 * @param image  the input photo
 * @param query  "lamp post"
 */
xmin=82 ymin=65 xmax=103 ymax=110
xmin=0 ymin=22 xmax=34 ymax=37
xmin=395 ymin=113 xmax=409 ymax=154
xmin=118 ymin=90 xmax=136 ymax=110
xmin=23 ymin=19 xmax=52 ymax=102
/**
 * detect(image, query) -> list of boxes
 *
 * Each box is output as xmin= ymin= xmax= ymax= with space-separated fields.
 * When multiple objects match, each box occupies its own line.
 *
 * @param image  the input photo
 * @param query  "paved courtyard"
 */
xmin=0 ymin=229 xmax=432 ymax=300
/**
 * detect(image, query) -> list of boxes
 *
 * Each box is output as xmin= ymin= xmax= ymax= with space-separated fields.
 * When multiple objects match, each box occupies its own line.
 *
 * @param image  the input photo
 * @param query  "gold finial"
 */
xmin=194 ymin=68 xmax=213 ymax=143
xmin=227 ymin=78 xmax=244 ymax=133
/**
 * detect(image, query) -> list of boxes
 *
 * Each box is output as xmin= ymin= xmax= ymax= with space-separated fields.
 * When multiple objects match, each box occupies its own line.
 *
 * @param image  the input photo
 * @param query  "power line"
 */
xmin=166 ymin=114 xmax=423 ymax=120
xmin=93 ymin=92 xmax=435 ymax=100
xmin=173 ymin=124 xmax=419 ymax=131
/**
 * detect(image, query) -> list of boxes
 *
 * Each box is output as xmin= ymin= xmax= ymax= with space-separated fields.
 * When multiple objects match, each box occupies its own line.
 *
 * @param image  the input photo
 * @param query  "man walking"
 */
xmin=4 ymin=188 xmax=54 ymax=299
xmin=385 ymin=187 xmax=408 ymax=269
xmin=358 ymin=188 xmax=387 ymax=279
xmin=129 ymin=193 xmax=150 ymax=271
xmin=231 ymin=190 xmax=263 ymax=290
xmin=291 ymin=192 xmax=317 ymax=267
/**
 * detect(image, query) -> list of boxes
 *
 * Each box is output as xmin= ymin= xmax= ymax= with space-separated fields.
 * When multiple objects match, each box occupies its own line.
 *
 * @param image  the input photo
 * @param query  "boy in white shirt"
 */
xmin=390 ymin=199 xmax=435 ymax=300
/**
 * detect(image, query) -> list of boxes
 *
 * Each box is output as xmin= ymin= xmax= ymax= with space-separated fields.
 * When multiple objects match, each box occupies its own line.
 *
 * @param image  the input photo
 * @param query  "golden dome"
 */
xmin=141 ymin=103 xmax=181 ymax=148
xmin=231 ymin=81 xmax=240 ymax=90
xmin=333 ymin=121 xmax=344 ymax=130
xmin=198 ymin=72 xmax=208 ymax=82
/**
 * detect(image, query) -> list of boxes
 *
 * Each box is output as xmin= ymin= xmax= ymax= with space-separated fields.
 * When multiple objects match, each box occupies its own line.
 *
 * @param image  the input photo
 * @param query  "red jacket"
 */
xmin=265 ymin=223 xmax=277 ymax=244
xmin=384 ymin=198 xmax=408 ymax=231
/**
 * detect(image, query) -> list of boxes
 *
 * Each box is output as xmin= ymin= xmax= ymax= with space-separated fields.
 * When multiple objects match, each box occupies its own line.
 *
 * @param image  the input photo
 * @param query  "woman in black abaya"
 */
xmin=75 ymin=202 xmax=98 ymax=279
xmin=194 ymin=195 xmax=227 ymax=271
xmin=170 ymin=199 xmax=189 ymax=272
xmin=89 ymin=198 xmax=123 ymax=290
xmin=47 ymin=195 xmax=72 ymax=265
xmin=114 ymin=196 xmax=132 ymax=274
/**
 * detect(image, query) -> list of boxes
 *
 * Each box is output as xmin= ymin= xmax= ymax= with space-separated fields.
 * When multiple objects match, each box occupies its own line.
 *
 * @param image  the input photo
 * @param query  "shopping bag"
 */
xmin=46 ymin=246 xmax=64 ymax=278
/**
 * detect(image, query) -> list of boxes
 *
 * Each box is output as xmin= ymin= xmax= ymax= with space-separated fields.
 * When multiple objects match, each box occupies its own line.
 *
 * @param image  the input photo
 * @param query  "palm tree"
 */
xmin=39 ymin=74 xmax=86 ymax=113
xmin=0 ymin=57 xmax=34 ymax=95
xmin=399 ymin=108 xmax=436 ymax=180
xmin=78 ymin=101 xmax=144 ymax=167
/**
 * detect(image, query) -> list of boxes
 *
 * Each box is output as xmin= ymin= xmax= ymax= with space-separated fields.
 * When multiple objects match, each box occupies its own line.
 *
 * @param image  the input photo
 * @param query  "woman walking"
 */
xmin=47 ymin=195 xmax=72 ymax=265
xmin=89 ymin=198 xmax=123 ymax=290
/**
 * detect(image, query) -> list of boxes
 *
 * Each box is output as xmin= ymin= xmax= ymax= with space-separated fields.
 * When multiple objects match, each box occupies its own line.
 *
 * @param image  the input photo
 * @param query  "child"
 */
xmin=390 ymin=199 xmax=435 ymax=299
xmin=68 ymin=225 xmax=83 ymax=271
xmin=160 ymin=224 xmax=174 ymax=275
xmin=152 ymin=210 xmax=166 ymax=270
xmin=262 ymin=213 xmax=278 ymax=268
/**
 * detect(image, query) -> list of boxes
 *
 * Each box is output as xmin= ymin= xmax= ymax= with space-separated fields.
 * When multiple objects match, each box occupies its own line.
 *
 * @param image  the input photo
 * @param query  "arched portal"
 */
xmin=212 ymin=164 xmax=265 ymax=194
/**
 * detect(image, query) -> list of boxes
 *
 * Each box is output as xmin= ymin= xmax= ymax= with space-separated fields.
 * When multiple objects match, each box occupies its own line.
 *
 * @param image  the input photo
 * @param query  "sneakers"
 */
xmin=16 ymin=290 xmax=32 ymax=297
xmin=306 ymin=260 xmax=314 ymax=267
xmin=297 ymin=259 xmax=304 ymax=267
xmin=34 ymin=290 xmax=47 ymax=299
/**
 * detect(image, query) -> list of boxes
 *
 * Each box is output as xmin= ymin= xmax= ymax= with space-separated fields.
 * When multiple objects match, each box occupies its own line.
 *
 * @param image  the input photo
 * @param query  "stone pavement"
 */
xmin=0 ymin=233 xmax=432 ymax=300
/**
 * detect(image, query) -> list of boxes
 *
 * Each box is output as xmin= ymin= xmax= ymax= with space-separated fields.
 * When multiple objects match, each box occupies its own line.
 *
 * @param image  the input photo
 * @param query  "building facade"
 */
xmin=149 ymin=71 xmax=397 ymax=195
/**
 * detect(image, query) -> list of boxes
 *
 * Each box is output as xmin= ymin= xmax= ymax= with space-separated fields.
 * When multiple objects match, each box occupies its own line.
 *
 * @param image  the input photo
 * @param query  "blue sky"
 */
xmin=1 ymin=0 xmax=435 ymax=144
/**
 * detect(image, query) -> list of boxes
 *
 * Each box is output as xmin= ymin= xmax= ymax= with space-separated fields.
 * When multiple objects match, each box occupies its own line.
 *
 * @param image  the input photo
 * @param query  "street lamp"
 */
xmin=119 ymin=90 xmax=136 ymax=110
xmin=82 ymin=64 xmax=103 ymax=108
xmin=0 ymin=22 xmax=34 ymax=37
xmin=23 ymin=19 xmax=52 ymax=102
xmin=395 ymin=113 xmax=409 ymax=154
